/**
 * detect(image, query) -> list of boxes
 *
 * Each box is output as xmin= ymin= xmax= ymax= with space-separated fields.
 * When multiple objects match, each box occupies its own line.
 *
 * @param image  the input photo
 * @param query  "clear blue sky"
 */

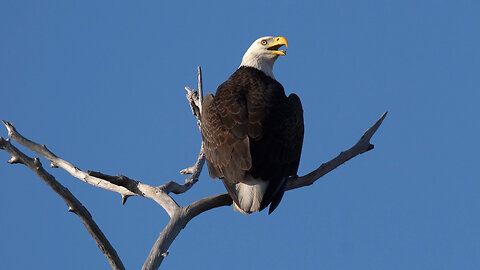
xmin=1 ymin=1 xmax=479 ymax=269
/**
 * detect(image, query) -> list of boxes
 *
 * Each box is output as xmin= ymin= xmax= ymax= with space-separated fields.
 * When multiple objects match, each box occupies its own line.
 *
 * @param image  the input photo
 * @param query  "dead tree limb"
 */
xmin=142 ymin=67 xmax=388 ymax=269
xmin=0 ymin=66 xmax=387 ymax=270
xmin=286 ymin=111 xmax=387 ymax=190
xmin=1 ymin=120 xmax=182 ymax=218
xmin=0 ymin=137 xmax=125 ymax=270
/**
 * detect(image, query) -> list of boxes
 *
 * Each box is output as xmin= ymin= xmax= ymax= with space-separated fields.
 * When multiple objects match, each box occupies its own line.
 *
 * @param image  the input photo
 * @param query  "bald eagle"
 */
xmin=200 ymin=36 xmax=304 ymax=214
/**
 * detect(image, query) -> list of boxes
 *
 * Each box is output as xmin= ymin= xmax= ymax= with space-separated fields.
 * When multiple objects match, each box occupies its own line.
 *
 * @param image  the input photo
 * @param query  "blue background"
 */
xmin=1 ymin=1 xmax=479 ymax=269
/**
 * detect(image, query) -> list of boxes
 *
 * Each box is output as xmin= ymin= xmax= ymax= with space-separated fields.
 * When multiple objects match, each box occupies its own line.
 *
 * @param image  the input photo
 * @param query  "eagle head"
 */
xmin=240 ymin=36 xmax=288 ymax=78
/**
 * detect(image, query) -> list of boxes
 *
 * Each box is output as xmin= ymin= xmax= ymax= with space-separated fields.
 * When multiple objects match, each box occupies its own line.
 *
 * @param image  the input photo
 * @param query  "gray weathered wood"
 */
xmin=0 ymin=66 xmax=387 ymax=269
xmin=0 ymin=137 xmax=125 ymax=270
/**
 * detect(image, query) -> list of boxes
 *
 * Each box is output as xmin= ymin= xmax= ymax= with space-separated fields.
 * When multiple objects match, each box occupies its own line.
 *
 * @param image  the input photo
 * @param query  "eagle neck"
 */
xmin=239 ymin=59 xmax=276 ymax=79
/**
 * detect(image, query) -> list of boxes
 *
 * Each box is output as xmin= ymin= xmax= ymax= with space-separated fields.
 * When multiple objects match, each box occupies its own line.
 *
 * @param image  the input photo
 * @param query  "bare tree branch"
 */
xmin=185 ymin=67 xmax=204 ymax=125
xmin=286 ymin=111 xmax=388 ymax=190
xmin=197 ymin=66 xmax=204 ymax=114
xmin=140 ymin=67 xmax=388 ymax=269
xmin=141 ymin=193 xmax=233 ymax=270
xmin=174 ymin=144 xmax=205 ymax=194
xmin=142 ymin=67 xmax=209 ymax=270
xmin=0 ymin=67 xmax=209 ymax=270
xmin=0 ymin=137 xmax=125 ymax=270
xmin=1 ymin=120 xmax=181 ymax=218
xmin=0 ymin=66 xmax=387 ymax=270
xmin=142 ymin=210 xmax=186 ymax=270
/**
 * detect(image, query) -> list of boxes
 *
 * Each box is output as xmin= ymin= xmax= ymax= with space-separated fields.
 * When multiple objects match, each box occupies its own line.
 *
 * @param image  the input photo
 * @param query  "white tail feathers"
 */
xmin=233 ymin=177 xmax=268 ymax=214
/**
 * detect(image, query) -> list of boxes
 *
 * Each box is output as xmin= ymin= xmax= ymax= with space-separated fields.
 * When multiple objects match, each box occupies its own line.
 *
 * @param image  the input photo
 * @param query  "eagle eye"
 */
xmin=261 ymin=40 xmax=268 ymax=46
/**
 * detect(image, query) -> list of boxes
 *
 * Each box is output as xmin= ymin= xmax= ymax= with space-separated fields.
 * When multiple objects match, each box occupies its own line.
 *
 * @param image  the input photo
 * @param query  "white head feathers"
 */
xmin=240 ymin=36 xmax=288 ymax=79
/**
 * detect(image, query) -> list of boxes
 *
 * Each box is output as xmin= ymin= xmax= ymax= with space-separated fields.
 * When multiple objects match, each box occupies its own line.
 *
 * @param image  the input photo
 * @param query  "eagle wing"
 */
xmin=200 ymin=86 xmax=252 ymax=184
xmin=249 ymin=93 xmax=303 ymax=180
xmin=249 ymin=92 xmax=304 ymax=213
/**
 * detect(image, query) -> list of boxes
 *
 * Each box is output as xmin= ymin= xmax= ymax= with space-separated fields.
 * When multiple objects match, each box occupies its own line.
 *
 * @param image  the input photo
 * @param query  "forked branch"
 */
xmin=0 ymin=66 xmax=387 ymax=270
xmin=141 ymin=68 xmax=387 ymax=269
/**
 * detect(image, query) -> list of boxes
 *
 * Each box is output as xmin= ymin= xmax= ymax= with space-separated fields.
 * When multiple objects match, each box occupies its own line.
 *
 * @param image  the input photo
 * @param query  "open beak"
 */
xmin=267 ymin=36 xmax=288 ymax=56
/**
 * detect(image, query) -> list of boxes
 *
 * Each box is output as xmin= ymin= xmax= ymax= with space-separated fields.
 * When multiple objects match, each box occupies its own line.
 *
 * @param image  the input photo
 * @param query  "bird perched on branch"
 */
xmin=200 ymin=36 xmax=304 ymax=214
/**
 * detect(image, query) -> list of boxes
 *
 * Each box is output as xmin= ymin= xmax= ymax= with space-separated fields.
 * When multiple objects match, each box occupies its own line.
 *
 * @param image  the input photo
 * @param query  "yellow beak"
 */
xmin=267 ymin=36 xmax=288 ymax=56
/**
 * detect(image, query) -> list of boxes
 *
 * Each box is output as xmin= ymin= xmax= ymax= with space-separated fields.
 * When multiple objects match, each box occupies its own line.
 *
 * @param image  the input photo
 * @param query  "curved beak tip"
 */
xmin=275 ymin=36 xmax=288 ymax=48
